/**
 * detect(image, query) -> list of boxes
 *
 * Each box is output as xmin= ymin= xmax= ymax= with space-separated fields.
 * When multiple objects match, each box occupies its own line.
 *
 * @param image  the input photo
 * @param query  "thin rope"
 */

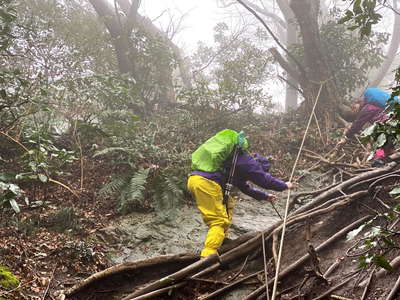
xmin=270 ymin=83 xmax=325 ymax=300
xmin=262 ymin=231 xmax=270 ymax=300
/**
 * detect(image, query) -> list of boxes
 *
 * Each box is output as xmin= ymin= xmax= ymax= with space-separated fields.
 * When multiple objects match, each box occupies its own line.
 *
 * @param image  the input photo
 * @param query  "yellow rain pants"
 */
xmin=187 ymin=175 xmax=235 ymax=257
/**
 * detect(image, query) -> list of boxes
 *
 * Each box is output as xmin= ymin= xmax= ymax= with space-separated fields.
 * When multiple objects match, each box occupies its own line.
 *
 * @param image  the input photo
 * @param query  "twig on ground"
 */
xmin=368 ymin=174 xmax=400 ymax=191
xmin=272 ymin=232 xmax=279 ymax=267
xmin=188 ymin=277 xmax=227 ymax=285
xmin=130 ymin=282 xmax=186 ymax=300
xmin=386 ymin=273 xmax=400 ymax=300
xmin=261 ymin=231 xmax=270 ymax=300
xmin=360 ymin=268 xmax=375 ymax=300
xmin=48 ymin=178 xmax=80 ymax=199
xmin=376 ymin=197 xmax=391 ymax=210
xmin=311 ymin=274 xmax=357 ymax=300
xmin=323 ymin=257 xmax=343 ymax=279
xmin=348 ymin=170 xmax=400 ymax=191
xmin=288 ymin=182 xmax=341 ymax=212
xmin=331 ymin=295 xmax=354 ymax=300
xmin=297 ymin=273 xmax=310 ymax=297
xmin=42 ymin=264 xmax=57 ymax=300
xmin=359 ymin=256 xmax=400 ymax=287
xmin=197 ymin=270 xmax=264 ymax=300
xmin=294 ymin=163 xmax=396 ymax=216
xmin=228 ymin=255 xmax=249 ymax=282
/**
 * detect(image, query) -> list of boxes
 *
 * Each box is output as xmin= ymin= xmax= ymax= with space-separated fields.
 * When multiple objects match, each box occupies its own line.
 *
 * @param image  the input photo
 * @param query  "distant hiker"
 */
xmin=187 ymin=129 xmax=294 ymax=257
xmin=339 ymin=88 xmax=397 ymax=166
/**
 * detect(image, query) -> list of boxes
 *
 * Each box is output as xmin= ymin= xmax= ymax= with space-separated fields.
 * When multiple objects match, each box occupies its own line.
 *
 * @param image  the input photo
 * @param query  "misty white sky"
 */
xmin=140 ymin=0 xmax=233 ymax=54
xmin=139 ymin=0 xmax=396 ymax=55
xmin=138 ymin=0 xmax=398 ymax=108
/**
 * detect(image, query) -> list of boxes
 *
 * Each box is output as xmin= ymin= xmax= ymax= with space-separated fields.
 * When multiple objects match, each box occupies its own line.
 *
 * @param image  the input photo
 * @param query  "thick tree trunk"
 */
xmin=284 ymin=14 xmax=299 ymax=110
xmin=233 ymin=0 xmax=300 ymax=111
xmin=289 ymin=0 xmax=339 ymax=120
xmin=277 ymin=0 xmax=299 ymax=111
xmin=89 ymin=0 xmax=134 ymax=74
xmin=89 ymin=0 xmax=193 ymax=109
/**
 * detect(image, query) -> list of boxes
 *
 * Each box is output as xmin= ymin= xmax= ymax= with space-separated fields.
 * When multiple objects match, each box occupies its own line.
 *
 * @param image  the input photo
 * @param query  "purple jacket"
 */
xmin=191 ymin=152 xmax=288 ymax=200
xmin=345 ymin=102 xmax=387 ymax=138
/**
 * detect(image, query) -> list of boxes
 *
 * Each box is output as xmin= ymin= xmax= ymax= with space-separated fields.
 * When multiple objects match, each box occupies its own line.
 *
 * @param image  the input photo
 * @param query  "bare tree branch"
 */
xmin=236 ymin=0 xmax=307 ymax=80
xmin=238 ymin=0 xmax=287 ymax=29
xmin=269 ymin=47 xmax=303 ymax=85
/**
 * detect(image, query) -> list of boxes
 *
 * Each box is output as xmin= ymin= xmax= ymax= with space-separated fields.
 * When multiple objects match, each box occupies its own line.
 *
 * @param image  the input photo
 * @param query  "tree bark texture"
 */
xmin=277 ymin=0 xmax=300 ymax=110
xmin=89 ymin=0 xmax=134 ymax=74
xmin=289 ymin=0 xmax=339 ymax=120
xmin=89 ymin=0 xmax=193 ymax=109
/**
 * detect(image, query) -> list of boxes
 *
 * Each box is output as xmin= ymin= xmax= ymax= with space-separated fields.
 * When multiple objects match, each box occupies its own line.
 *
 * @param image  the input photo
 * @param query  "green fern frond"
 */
xmin=127 ymin=168 xmax=150 ymax=195
xmin=164 ymin=176 xmax=184 ymax=199
xmin=118 ymin=168 xmax=150 ymax=213
xmin=98 ymin=175 xmax=127 ymax=197
xmin=154 ymin=174 xmax=184 ymax=213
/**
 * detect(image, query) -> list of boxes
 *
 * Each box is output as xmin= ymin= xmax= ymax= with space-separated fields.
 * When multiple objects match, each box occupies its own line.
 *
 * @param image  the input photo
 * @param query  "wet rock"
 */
xmin=104 ymin=191 xmax=283 ymax=264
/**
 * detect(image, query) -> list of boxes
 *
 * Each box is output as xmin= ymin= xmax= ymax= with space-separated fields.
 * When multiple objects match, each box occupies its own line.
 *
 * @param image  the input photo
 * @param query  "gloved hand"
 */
xmin=285 ymin=182 xmax=295 ymax=189
xmin=266 ymin=194 xmax=277 ymax=202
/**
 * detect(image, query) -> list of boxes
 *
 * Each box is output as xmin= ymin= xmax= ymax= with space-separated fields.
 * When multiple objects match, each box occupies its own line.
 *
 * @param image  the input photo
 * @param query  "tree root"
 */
xmin=65 ymin=155 xmax=400 ymax=299
xmin=121 ymin=254 xmax=219 ymax=300
xmin=360 ymin=268 xmax=375 ymax=300
xmin=386 ymin=273 xmax=400 ymax=300
xmin=294 ymin=162 xmax=397 ymax=216
xmin=197 ymin=270 xmax=264 ymax=300
xmin=65 ymin=253 xmax=197 ymax=296
xmin=130 ymin=282 xmax=186 ymax=300
xmin=359 ymin=256 xmax=400 ymax=287
xmin=243 ymin=216 xmax=371 ymax=300
xmin=311 ymin=275 xmax=356 ymax=300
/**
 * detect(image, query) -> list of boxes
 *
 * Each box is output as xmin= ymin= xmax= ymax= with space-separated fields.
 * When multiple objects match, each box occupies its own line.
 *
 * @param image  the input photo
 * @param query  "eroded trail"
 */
xmin=65 ymin=153 xmax=400 ymax=300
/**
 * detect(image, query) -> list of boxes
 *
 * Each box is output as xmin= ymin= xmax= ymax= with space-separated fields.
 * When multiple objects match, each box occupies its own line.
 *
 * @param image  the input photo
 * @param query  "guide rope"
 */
xmin=270 ymin=82 xmax=325 ymax=300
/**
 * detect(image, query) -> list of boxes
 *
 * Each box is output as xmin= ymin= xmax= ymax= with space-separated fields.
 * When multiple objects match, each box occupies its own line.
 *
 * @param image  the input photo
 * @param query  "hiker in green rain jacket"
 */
xmin=188 ymin=130 xmax=293 ymax=257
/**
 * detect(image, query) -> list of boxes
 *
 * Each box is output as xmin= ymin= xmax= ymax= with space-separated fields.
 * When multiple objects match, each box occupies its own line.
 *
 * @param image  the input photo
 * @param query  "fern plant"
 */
xmin=99 ymin=168 xmax=150 ymax=214
xmin=153 ymin=173 xmax=185 ymax=220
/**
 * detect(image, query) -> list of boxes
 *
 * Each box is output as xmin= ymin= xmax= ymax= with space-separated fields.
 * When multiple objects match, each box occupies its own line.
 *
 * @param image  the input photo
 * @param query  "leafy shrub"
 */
xmin=94 ymin=113 xmax=191 ymax=214
xmin=0 ymin=178 xmax=23 ymax=213
xmin=0 ymin=124 xmax=79 ymax=213
xmin=347 ymin=211 xmax=399 ymax=271
xmin=361 ymin=102 xmax=400 ymax=155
